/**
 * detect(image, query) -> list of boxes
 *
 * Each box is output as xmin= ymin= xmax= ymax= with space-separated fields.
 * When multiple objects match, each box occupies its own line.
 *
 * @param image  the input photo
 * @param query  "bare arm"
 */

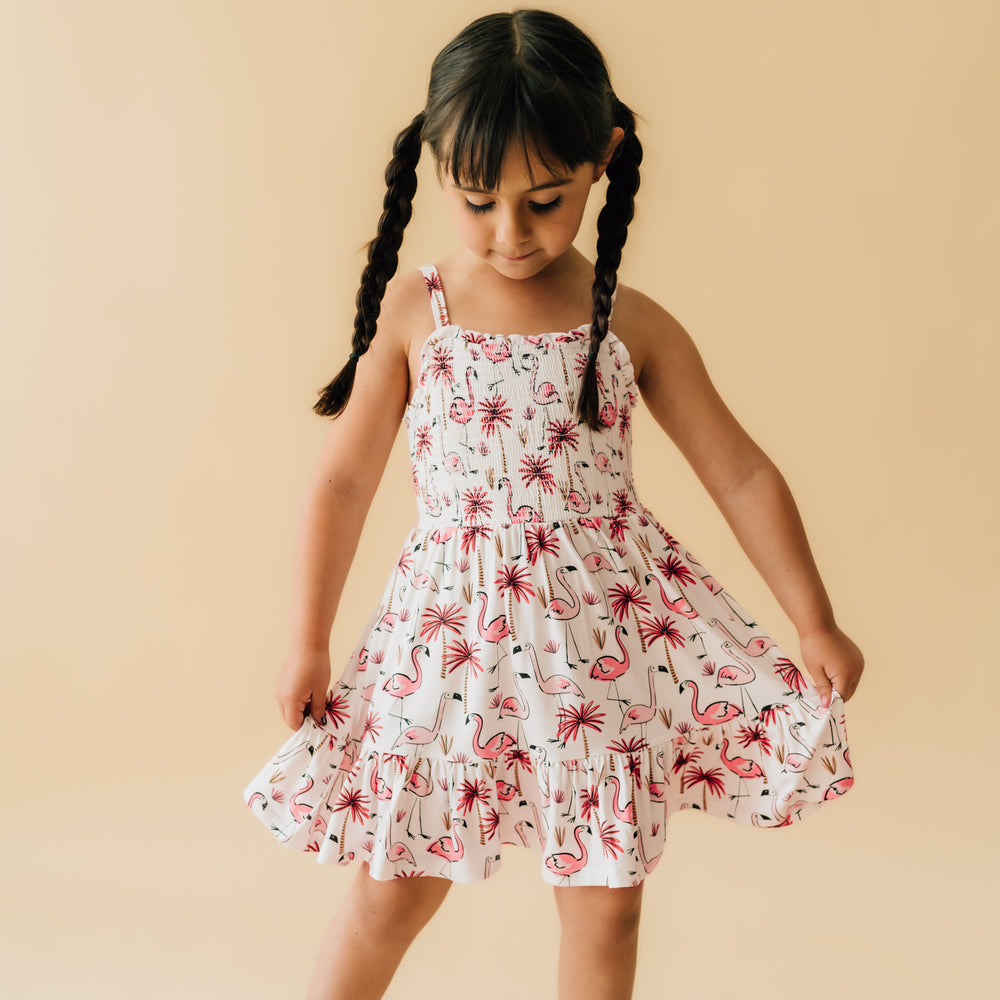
xmin=627 ymin=293 xmax=864 ymax=704
xmin=275 ymin=283 xmax=414 ymax=728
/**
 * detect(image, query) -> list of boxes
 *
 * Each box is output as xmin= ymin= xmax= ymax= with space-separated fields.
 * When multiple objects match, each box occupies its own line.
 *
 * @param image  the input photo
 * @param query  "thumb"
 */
xmin=810 ymin=668 xmax=833 ymax=709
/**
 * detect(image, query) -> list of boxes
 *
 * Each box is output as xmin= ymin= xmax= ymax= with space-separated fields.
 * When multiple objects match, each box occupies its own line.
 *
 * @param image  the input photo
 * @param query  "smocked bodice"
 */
xmin=403 ymin=322 xmax=641 ymax=528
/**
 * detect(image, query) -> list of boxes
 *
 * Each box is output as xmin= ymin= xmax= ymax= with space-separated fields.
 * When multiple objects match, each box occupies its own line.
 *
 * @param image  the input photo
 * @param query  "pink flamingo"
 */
xmin=823 ymin=777 xmax=854 ymax=800
xmin=519 ymin=641 xmax=584 ymax=699
xmin=582 ymin=551 xmax=615 ymax=572
xmin=620 ymin=665 xmax=670 ymax=732
xmin=482 ymin=339 xmax=513 ymax=364
xmin=547 ymin=566 xmax=581 ymax=620
xmin=514 ymin=819 xmax=536 ymax=847
xmin=498 ymin=476 xmax=542 ymax=524
xmin=443 ymin=452 xmax=465 ymax=474
xmin=632 ymin=824 xmax=661 ymax=875
xmin=605 ymin=775 xmax=636 ymax=824
xmin=246 ymin=791 xmax=266 ymax=811
xmin=719 ymin=738 xmax=765 ymax=780
xmin=588 ymin=434 xmax=612 ymax=471
xmin=466 ymin=712 xmax=517 ymax=760
xmin=544 ymin=823 xmax=590 ymax=878
xmin=590 ymin=624 xmax=630 ymax=681
xmin=448 ymin=366 xmax=477 ymax=423
xmin=529 ymin=354 xmax=560 ymax=404
xmin=289 ymin=776 xmax=314 ymax=824
xmin=383 ymin=643 xmax=428 ymax=698
xmin=717 ymin=641 xmax=756 ymax=686
xmin=392 ymin=692 xmax=462 ymax=748
xmin=498 ymin=671 xmax=531 ymax=719
xmin=564 ymin=461 xmax=592 ymax=514
xmin=708 ymin=618 xmax=775 ymax=657
xmin=387 ymin=840 xmax=415 ymax=866
xmin=405 ymin=767 xmax=434 ymax=838
xmin=370 ymin=768 xmax=393 ymax=801
xmin=678 ymin=680 xmax=742 ymax=725
xmin=428 ymin=818 xmax=466 ymax=873
xmin=496 ymin=780 xmax=518 ymax=801
xmin=476 ymin=591 xmax=510 ymax=643
xmin=546 ymin=566 xmax=584 ymax=660
xmin=411 ymin=571 xmax=440 ymax=592
xmin=787 ymin=720 xmax=824 ymax=776
xmin=644 ymin=572 xmax=698 ymax=619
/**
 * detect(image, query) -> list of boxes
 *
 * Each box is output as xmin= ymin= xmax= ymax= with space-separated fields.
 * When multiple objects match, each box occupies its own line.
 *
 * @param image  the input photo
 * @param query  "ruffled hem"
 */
xmin=243 ymin=691 xmax=852 ymax=888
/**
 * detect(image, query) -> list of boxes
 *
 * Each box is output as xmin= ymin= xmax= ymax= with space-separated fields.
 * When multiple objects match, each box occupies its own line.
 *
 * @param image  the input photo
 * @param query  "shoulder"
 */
xmin=610 ymin=283 xmax=700 ymax=388
xmin=377 ymin=267 xmax=434 ymax=353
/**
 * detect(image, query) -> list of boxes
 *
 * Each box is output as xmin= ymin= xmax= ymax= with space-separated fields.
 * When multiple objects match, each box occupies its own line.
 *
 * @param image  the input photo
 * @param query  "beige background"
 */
xmin=2 ymin=1 xmax=997 ymax=997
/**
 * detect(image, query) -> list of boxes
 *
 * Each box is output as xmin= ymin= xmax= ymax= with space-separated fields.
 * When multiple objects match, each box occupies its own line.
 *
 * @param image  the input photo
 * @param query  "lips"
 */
xmin=499 ymin=250 xmax=536 ymax=262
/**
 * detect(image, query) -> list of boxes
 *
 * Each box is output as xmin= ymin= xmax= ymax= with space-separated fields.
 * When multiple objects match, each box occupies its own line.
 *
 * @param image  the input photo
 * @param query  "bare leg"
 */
xmin=553 ymin=883 xmax=644 ymax=1000
xmin=306 ymin=862 xmax=453 ymax=1000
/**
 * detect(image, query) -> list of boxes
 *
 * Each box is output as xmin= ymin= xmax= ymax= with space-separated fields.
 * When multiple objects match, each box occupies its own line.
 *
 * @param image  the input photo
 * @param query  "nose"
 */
xmin=495 ymin=205 xmax=530 ymax=250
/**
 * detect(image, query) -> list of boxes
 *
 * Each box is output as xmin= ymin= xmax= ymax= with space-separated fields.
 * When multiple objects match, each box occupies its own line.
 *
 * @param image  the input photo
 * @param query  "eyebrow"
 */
xmin=456 ymin=177 xmax=572 ymax=194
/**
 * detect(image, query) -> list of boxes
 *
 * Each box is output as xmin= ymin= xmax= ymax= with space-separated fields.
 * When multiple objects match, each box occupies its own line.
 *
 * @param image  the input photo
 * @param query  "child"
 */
xmin=244 ymin=10 xmax=864 ymax=999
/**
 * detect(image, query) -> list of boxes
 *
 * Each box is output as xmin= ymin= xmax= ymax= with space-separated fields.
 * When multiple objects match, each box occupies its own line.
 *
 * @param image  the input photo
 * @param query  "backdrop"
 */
xmin=2 ymin=1 xmax=997 ymax=997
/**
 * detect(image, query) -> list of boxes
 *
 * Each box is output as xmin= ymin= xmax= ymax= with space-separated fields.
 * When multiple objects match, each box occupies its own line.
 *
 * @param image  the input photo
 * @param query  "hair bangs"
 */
xmin=440 ymin=68 xmax=599 ymax=191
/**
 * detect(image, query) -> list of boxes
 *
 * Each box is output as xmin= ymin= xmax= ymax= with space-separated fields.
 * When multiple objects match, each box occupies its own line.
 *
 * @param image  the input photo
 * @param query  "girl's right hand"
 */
xmin=275 ymin=646 xmax=331 ymax=730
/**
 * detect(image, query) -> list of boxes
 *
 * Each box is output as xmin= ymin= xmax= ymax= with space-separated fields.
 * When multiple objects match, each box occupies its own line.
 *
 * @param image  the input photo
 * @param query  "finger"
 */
xmin=309 ymin=691 xmax=328 ymax=726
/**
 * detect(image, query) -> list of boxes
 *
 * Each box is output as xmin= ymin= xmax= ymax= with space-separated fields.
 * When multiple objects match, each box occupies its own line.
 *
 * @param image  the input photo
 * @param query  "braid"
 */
xmin=313 ymin=111 xmax=425 ymax=418
xmin=576 ymin=100 xmax=643 ymax=431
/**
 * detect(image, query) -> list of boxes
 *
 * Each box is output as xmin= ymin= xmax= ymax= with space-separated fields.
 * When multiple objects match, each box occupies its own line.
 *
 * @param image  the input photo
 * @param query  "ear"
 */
xmin=592 ymin=127 xmax=626 ymax=182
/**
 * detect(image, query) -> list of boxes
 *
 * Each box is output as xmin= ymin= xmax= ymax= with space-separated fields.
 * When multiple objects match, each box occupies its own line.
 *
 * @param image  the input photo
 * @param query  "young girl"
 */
xmin=244 ymin=10 xmax=864 ymax=999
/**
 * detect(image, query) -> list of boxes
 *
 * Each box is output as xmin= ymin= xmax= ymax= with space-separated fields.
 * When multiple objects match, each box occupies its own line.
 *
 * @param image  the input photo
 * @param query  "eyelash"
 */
xmin=464 ymin=196 xmax=563 ymax=216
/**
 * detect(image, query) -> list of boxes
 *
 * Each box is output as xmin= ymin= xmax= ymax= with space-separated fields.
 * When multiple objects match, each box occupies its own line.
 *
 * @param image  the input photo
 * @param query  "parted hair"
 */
xmin=314 ymin=9 xmax=642 ymax=430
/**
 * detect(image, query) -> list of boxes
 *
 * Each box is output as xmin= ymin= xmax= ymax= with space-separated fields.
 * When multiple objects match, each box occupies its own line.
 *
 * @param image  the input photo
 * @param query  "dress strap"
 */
xmin=419 ymin=264 xmax=450 ymax=330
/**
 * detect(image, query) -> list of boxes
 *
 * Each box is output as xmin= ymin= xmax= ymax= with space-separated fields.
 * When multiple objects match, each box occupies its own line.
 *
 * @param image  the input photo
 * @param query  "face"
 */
xmin=440 ymin=133 xmax=622 ymax=280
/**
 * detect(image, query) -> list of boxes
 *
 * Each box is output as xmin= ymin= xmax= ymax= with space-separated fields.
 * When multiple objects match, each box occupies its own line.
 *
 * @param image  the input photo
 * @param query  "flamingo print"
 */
xmin=498 ymin=476 xmax=542 ymax=523
xmin=619 ymin=665 xmax=670 ymax=732
xmin=391 ymin=692 xmax=462 ymax=748
xmin=518 ymin=641 xmax=584 ymax=699
xmin=708 ymin=618 xmax=776 ymax=657
xmin=678 ymin=680 xmax=742 ymax=725
xmin=242 ymin=262 xmax=854 ymax=886
xmin=466 ymin=712 xmax=517 ymax=760
xmin=544 ymin=823 xmax=590 ymax=878
xmin=529 ymin=353 xmax=560 ymax=404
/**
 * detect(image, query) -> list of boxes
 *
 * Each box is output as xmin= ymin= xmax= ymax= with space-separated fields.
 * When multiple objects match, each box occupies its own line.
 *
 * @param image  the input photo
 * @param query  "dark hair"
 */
xmin=313 ymin=9 xmax=642 ymax=430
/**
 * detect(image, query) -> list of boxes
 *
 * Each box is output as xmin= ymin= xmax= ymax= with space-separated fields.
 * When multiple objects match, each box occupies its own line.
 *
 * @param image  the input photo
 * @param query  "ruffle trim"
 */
xmin=244 ymin=694 xmax=852 ymax=888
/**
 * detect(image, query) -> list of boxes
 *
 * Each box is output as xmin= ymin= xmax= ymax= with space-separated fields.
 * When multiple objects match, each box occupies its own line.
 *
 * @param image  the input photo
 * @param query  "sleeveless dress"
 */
xmin=243 ymin=264 xmax=854 ymax=887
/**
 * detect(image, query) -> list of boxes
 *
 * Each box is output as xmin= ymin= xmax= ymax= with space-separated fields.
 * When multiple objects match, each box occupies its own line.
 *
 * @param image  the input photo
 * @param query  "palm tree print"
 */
xmin=608 ymin=582 xmax=652 ymax=652
xmin=420 ymin=601 xmax=466 ymax=678
xmin=547 ymin=418 xmax=580 ymax=482
xmin=520 ymin=453 xmax=556 ymax=510
xmin=243 ymin=263 xmax=854 ymax=888
xmin=556 ymin=700 xmax=606 ymax=757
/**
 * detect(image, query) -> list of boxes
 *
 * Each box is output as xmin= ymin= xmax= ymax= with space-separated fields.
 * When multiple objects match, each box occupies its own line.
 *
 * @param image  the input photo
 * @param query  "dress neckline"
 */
xmin=421 ymin=262 xmax=616 ymax=343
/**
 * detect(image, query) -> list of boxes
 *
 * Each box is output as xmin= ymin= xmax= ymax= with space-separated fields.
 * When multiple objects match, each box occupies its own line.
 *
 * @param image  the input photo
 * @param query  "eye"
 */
xmin=529 ymin=196 xmax=563 ymax=215
xmin=464 ymin=200 xmax=493 ymax=215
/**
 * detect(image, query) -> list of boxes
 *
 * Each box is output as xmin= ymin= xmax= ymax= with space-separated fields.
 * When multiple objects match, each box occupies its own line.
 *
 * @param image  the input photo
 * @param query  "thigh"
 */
xmin=351 ymin=861 xmax=454 ymax=924
xmin=553 ymin=882 xmax=645 ymax=931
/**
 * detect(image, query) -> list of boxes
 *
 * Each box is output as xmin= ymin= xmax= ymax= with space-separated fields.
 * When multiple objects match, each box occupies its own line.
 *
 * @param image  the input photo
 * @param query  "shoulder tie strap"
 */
xmin=419 ymin=264 xmax=450 ymax=330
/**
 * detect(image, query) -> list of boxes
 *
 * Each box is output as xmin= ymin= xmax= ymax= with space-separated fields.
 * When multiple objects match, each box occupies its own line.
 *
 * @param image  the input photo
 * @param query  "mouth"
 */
xmin=498 ymin=250 xmax=537 ymax=262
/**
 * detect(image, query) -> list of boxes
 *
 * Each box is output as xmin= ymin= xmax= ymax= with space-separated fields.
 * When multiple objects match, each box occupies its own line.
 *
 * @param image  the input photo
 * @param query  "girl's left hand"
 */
xmin=798 ymin=625 xmax=865 ymax=707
